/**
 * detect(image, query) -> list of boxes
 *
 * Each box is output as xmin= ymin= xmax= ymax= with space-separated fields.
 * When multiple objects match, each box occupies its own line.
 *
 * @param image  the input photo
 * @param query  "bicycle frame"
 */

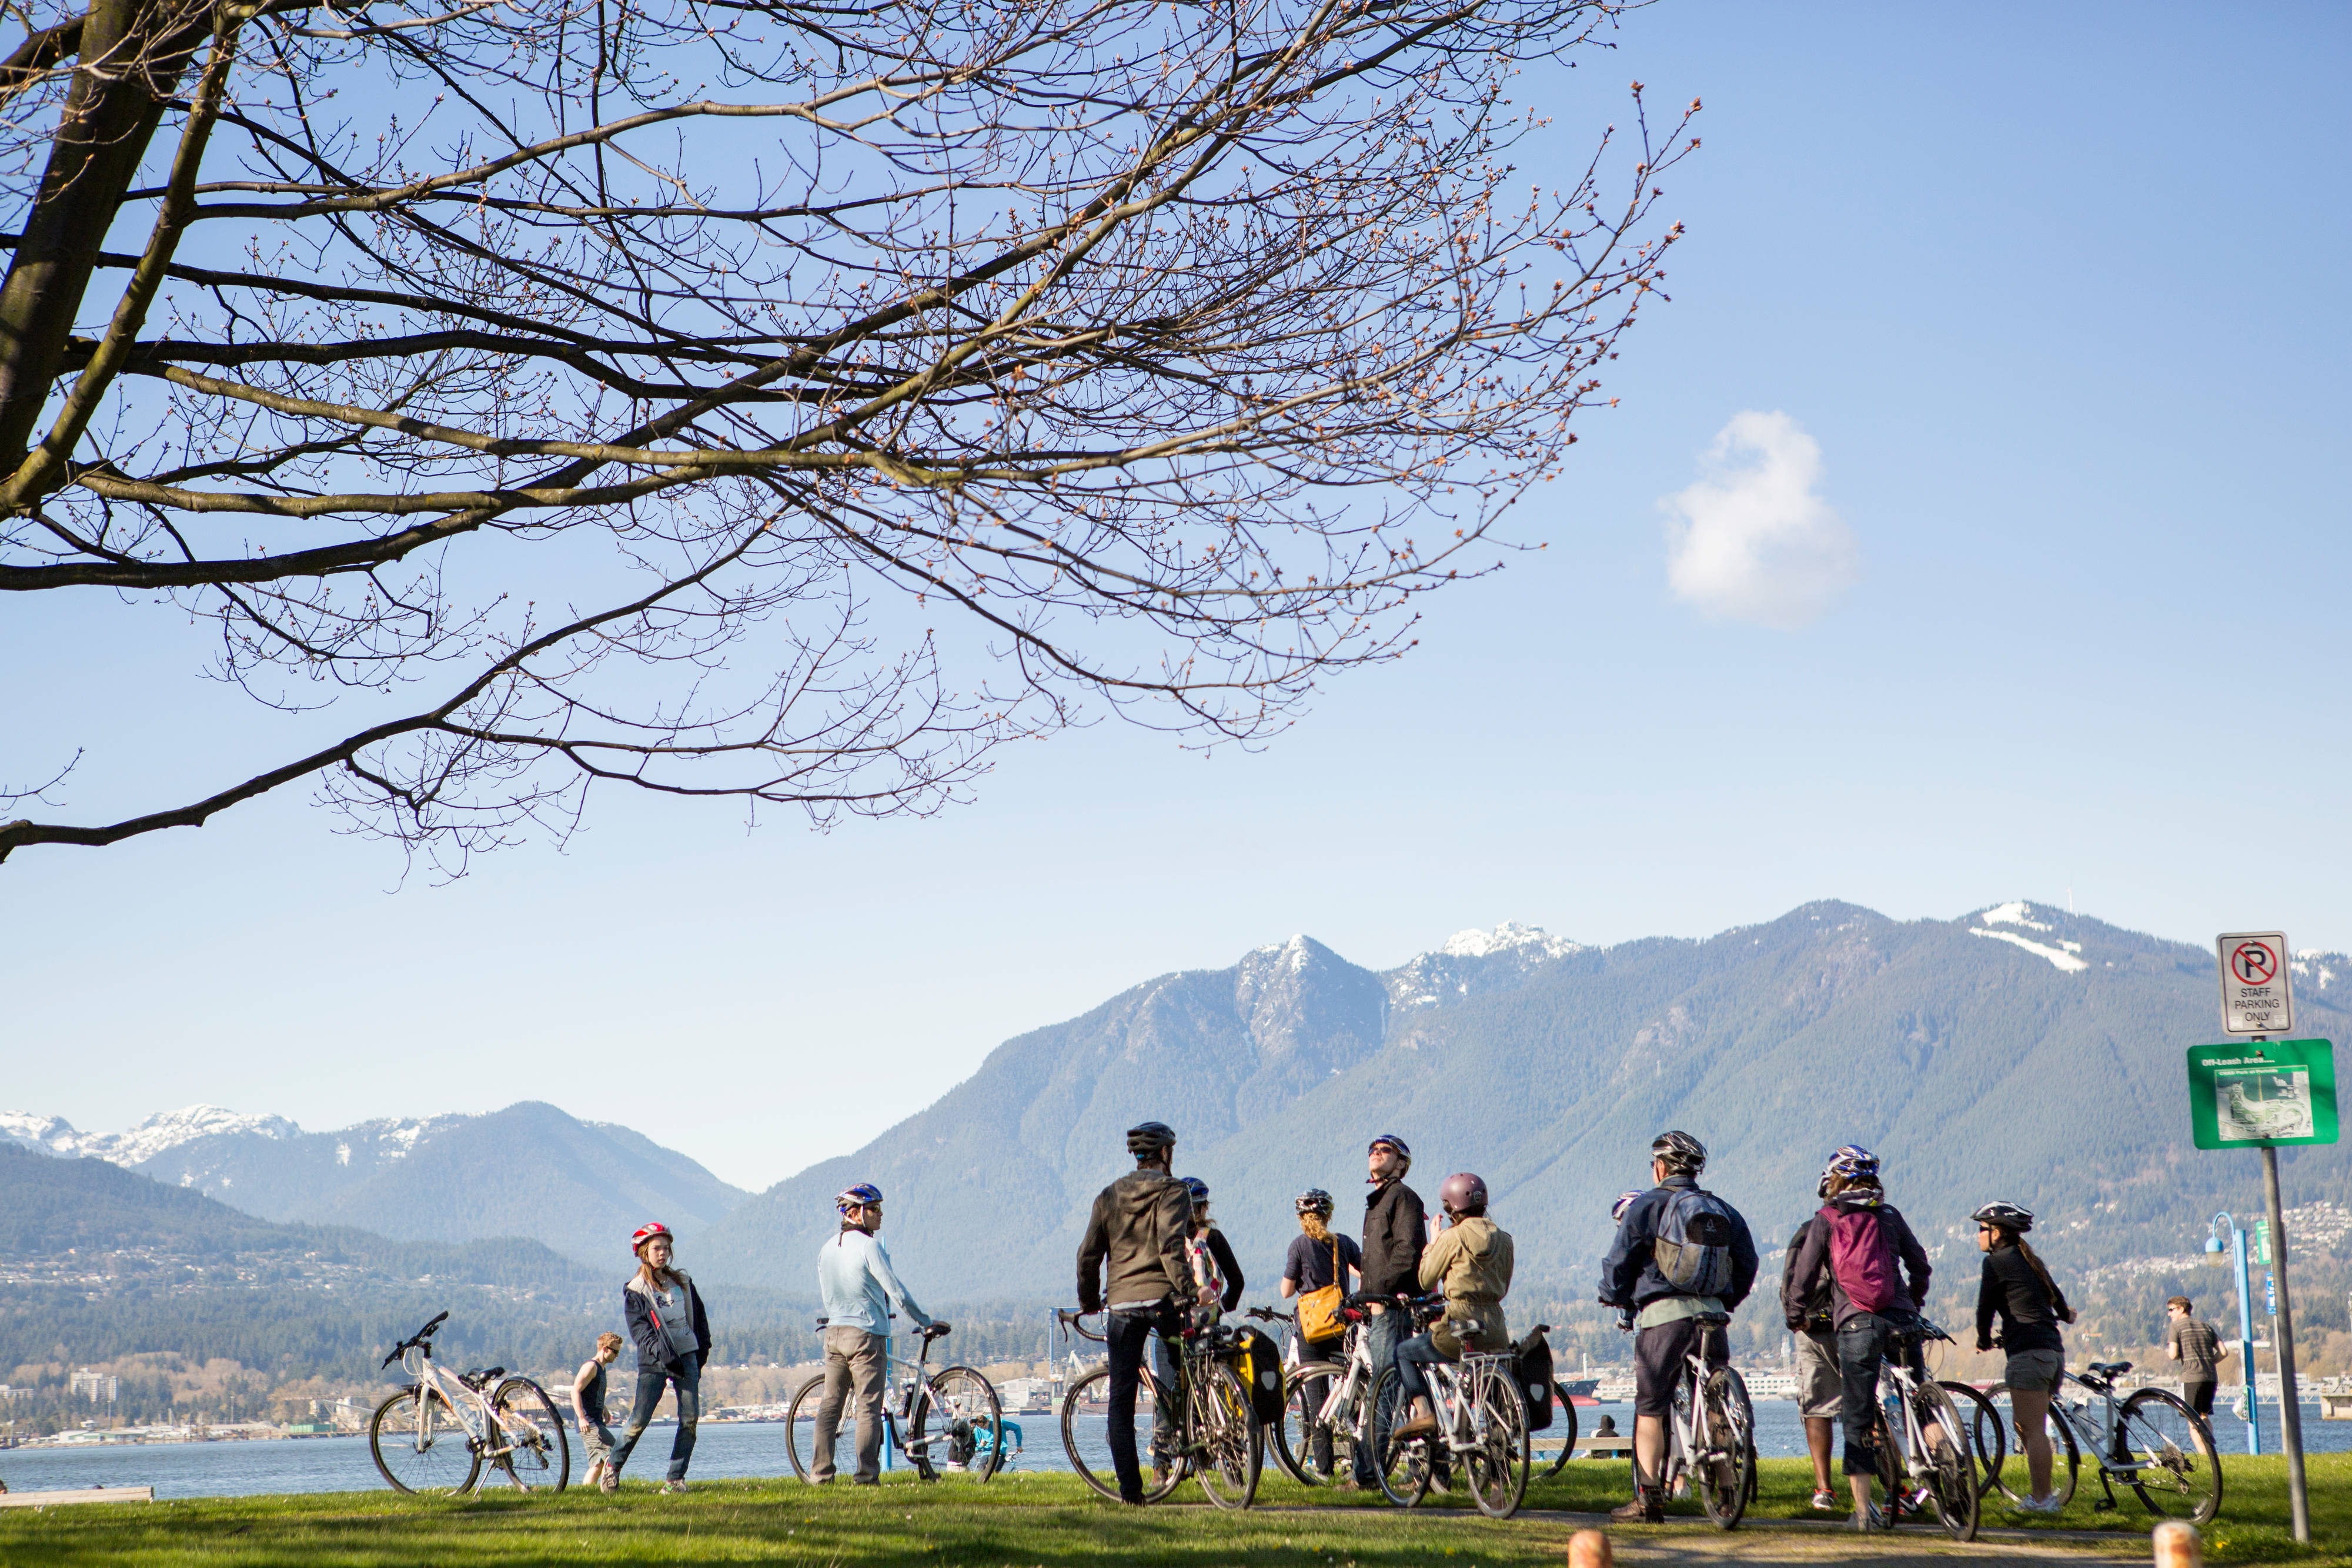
xmin=1422 ymin=1352 xmax=1516 ymax=1455
xmin=396 ymin=1345 xmax=538 ymax=1483
xmin=1662 ymin=1326 xmax=1726 ymax=1489
xmin=2051 ymin=1372 xmax=2146 ymax=1480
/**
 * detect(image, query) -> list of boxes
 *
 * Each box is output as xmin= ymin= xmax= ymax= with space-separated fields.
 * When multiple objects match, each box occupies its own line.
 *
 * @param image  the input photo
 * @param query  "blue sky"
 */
xmin=5 ymin=1 xmax=2347 ymax=1189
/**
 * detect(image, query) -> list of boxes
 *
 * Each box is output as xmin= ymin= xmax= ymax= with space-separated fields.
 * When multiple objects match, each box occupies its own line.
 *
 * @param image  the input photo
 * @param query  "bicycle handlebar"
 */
xmin=1056 ymin=1308 xmax=1106 ymax=1344
xmin=1244 ymin=1306 xmax=1291 ymax=1324
xmin=381 ymin=1310 xmax=450 ymax=1369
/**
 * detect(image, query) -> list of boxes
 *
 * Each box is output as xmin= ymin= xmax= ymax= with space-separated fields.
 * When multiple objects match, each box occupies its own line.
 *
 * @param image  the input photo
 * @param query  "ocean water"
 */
xmin=0 ymin=1400 xmax=2338 ymax=1500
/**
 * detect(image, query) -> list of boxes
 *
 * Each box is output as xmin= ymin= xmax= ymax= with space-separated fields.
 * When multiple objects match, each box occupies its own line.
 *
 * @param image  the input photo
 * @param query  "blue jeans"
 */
xmin=1352 ymin=1308 xmax=1404 ymax=1484
xmin=1395 ymin=1330 xmax=1449 ymax=1405
xmin=607 ymin=1356 xmax=700 ymax=1482
xmin=1834 ymin=1315 xmax=1920 ymax=1480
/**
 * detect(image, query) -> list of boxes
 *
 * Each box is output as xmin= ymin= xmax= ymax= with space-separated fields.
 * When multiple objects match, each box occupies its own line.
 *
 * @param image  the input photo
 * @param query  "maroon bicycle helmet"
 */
xmin=1438 ymin=1172 xmax=1488 ymax=1215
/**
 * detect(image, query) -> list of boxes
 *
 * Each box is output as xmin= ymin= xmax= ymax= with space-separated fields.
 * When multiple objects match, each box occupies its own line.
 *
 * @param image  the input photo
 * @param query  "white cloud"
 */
xmin=1661 ymin=410 xmax=1859 ymax=629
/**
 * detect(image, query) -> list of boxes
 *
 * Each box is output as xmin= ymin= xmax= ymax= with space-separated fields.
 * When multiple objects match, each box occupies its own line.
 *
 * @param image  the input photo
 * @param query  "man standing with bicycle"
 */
xmin=1598 ymin=1131 xmax=1759 ymax=1524
xmin=1355 ymin=1133 xmax=1426 ymax=1489
xmin=1075 ymin=1121 xmax=1205 ymax=1504
xmin=813 ymin=1182 xmax=948 ymax=1486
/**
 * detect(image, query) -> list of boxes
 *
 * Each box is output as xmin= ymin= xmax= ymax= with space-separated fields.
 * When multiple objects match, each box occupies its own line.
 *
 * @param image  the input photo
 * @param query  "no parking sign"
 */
xmin=2217 ymin=931 xmax=2293 ymax=1035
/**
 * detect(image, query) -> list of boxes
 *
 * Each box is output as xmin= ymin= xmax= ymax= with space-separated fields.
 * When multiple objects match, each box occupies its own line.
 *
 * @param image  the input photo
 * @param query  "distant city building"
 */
xmin=69 ymin=1368 xmax=119 ymax=1404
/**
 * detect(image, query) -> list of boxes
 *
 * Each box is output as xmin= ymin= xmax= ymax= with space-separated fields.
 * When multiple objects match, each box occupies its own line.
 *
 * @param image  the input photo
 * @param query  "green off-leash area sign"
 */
xmin=2186 ymin=1039 xmax=2339 ymax=1150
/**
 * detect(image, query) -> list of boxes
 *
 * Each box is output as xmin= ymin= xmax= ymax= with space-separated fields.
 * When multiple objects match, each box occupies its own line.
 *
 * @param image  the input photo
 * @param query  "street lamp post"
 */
xmin=2204 ymin=1211 xmax=2260 ymax=1456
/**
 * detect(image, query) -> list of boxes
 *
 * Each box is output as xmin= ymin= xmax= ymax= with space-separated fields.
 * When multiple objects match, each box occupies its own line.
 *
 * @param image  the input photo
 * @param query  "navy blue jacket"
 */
xmin=624 ymin=1271 xmax=712 ymax=1370
xmin=1597 ymin=1176 xmax=1760 ymax=1312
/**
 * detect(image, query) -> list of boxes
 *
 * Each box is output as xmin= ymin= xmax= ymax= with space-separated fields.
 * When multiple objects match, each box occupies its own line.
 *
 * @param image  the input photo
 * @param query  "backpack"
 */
xmin=1651 ymin=1186 xmax=1740 ymax=1298
xmin=1512 ymin=1329 xmax=1555 ymax=1432
xmin=1820 ymin=1203 xmax=1901 ymax=1314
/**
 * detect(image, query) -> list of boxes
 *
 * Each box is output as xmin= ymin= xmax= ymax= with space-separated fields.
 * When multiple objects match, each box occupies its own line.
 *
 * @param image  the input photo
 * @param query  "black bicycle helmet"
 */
xmin=1181 ymin=1176 xmax=1210 ymax=1204
xmin=1650 ymin=1129 xmax=1707 ymax=1175
xmin=1972 ymin=1200 xmax=2034 ymax=1233
xmin=1294 ymin=1188 xmax=1335 ymax=1216
xmin=1125 ymin=1121 xmax=1178 ymax=1155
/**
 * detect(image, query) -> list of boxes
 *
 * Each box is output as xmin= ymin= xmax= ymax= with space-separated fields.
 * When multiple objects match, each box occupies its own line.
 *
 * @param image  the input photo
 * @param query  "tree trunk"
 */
xmin=0 ymin=0 xmax=206 ymax=469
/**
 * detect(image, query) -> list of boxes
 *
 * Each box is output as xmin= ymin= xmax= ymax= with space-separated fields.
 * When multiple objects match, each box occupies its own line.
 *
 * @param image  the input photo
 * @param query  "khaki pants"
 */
xmin=811 ymin=1326 xmax=888 ymax=1482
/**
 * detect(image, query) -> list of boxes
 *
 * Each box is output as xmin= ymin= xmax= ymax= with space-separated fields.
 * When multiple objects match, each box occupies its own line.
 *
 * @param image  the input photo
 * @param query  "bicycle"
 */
xmin=1982 ymin=1357 xmax=2220 ymax=1524
xmin=1369 ymin=1295 xmax=1532 ymax=1519
xmin=1055 ymin=1307 xmax=1262 ymax=1509
xmin=783 ymin=1322 xmax=1005 ymax=1482
xmin=369 ymin=1311 xmax=570 ymax=1495
xmin=1253 ymin=1299 xmax=1418 ymax=1495
xmin=1611 ymin=1308 xmax=1753 ymax=1528
xmin=1858 ymin=1318 xmax=1979 ymax=1541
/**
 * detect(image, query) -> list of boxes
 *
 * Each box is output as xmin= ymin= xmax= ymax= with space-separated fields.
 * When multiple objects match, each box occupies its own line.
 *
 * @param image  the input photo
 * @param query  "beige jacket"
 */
xmin=1418 ymin=1214 xmax=1513 ymax=1353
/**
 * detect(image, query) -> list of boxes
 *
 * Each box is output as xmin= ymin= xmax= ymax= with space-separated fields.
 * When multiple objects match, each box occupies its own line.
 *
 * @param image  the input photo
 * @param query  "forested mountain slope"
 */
xmin=2 ymin=1101 xmax=744 ymax=1267
xmin=696 ymin=902 xmax=2350 ymax=1306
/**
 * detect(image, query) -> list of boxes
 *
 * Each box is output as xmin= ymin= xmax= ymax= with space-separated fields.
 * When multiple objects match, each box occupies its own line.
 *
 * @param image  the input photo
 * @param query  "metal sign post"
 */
xmin=2186 ymin=932 xmax=2335 ymax=1544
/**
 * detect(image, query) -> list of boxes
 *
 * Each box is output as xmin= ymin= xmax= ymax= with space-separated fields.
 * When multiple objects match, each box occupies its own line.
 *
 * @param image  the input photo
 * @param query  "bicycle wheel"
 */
xmin=1910 ymin=1378 xmax=1978 ymax=1541
xmin=370 ymin=1387 xmax=480 ymax=1495
xmin=1696 ymin=1366 xmax=1752 ymax=1530
xmin=1191 ymin=1360 xmax=1261 ymax=1510
xmin=1465 ymin=1372 xmax=1531 ymax=1520
xmin=2118 ymin=1389 xmax=2221 ymax=1526
xmin=1942 ymin=1380 xmax=2007 ymax=1498
xmin=1273 ymin=1362 xmax=1346 ymax=1485
xmin=1369 ymin=1366 xmax=1432 ymax=1507
xmin=910 ymin=1365 xmax=1004 ymax=1480
xmin=487 ymin=1378 xmax=570 ymax=1492
xmin=1059 ymin=1365 xmax=1184 ymax=1503
xmin=1985 ymin=1383 xmax=2080 ymax=1510
xmin=1540 ymin=1382 xmax=1582 ymax=1477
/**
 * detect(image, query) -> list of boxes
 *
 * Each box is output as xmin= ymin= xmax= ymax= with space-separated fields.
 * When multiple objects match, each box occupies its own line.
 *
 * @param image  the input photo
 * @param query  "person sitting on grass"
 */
xmin=574 ymin=1332 xmax=624 ymax=1490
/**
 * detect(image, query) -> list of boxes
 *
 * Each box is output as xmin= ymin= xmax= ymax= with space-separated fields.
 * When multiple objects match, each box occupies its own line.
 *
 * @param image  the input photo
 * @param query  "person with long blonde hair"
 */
xmin=605 ymin=1222 xmax=711 ymax=1493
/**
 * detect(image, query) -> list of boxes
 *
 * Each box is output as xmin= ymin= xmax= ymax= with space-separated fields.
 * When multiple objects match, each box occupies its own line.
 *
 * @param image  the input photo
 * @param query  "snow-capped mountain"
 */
xmin=1383 ymin=920 xmax=1589 ymax=1011
xmin=0 ymin=1101 xmax=744 ymax=1266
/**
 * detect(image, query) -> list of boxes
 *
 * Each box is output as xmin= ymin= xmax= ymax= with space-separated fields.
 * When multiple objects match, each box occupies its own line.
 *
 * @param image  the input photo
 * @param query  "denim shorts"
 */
xmin=2004 ymin=1348 xmax=2064 ymax=1393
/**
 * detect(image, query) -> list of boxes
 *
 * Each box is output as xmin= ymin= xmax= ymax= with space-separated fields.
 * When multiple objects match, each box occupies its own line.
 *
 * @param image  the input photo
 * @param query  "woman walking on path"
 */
xmin=606 ymin=1222 xmax=712 ymax=1494
xmin=1973 ymin=1201 xmax=2074 ymax=1514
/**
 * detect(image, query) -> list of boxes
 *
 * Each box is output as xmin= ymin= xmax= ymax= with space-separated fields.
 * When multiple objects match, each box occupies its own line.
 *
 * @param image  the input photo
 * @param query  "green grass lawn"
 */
xmin=0 ymin=1453 xmax=2341 ymax=1566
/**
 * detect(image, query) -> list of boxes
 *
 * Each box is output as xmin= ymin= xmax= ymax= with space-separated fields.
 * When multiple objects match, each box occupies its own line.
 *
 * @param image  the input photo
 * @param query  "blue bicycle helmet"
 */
xmin=1181 ymin=1176 xmax=1210 ymax=1204
xmin=1821 ymin=1145 xmax=1879 ymax=1194
xmin=836 ymin=1182 xmax=883 ymax=1216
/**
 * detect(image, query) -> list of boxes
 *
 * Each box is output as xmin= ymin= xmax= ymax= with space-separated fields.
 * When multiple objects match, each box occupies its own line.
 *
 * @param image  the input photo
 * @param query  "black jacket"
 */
xmin=1361 ymin=1179 xmax=1427 ymax=1299
xmin=1785 ymin=1195 xmax=1931 ymax=1332
xmin=1077 ymin=1168 xmax=1193 ymax=1313
xmin=1598 ymin=1176 xmax=1760 ymax=1312
xmin=1976 ymin=1242 xmax=2072 ymax=1353
xmin=1779 ymin=1219 xmax=1833 ymax=1332
xmin=624 ymin=1269 xmax=711 ymax=1370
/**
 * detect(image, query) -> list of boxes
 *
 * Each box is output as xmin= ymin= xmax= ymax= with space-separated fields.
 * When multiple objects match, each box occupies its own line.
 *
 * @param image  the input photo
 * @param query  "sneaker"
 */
xmin=658 ymin=1480 xmax=688 ymax=1495
xmin=1608 ymin=1488 xmax=1664 ymax=1524
xmin=1889 ymin=1485 xmax=1932 ymax=1520
xmin=597 ymin=1467 xmax=619 ymax=1495
xmin=2024 ymin=1493 xmax=2063 ymax=1515
xmin=1810 ymin=1488 xmax=1839 ymax=1512
xmin=1851 ymin=1502 xmax=1885 ymax=1532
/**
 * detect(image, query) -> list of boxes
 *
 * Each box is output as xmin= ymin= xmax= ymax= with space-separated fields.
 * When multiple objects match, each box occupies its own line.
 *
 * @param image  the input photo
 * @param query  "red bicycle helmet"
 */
xmin=631 ymin=1222 xmax=673 ymax=1253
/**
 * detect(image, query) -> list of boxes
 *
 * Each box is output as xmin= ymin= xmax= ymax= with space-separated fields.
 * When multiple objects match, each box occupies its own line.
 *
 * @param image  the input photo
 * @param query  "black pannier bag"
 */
xmin=1229 ymin=1325 xmax=1287 ymax=1425
xmin=1512 ymin=1327 xmax=1554 ymax=1431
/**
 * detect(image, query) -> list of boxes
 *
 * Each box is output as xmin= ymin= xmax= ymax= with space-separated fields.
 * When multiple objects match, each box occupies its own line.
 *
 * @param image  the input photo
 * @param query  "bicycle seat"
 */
xmin=1690 ymin=1311 xmax=1731 ymax=1325
xmin=458 ymin=1366 xmax=505 ymax=1390
xmin=2086 ymin=1360 xmax=2132 ymax=1379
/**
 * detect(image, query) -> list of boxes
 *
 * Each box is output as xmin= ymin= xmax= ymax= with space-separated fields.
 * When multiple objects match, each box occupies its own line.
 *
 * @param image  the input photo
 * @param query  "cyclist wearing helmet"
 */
xmin=813 ymin=1183 xmax=943 ymax=1485
xmin=1779 ymin=1158 xmax=1846 ymax=1513
xmin=1182 ymin=1176 xmax=1245 ymax=1315
xmin=1392 ymin=1173 xmax=1514 ymax=1441
xmin=609 ymin=1223 xmax=711 ymax=1493
xmin=1598 ymin=1131 xmax=1759 ymax=1524
xmin=1075 ymin=1121 xmax=1200 ymax=1503
xmin=1281 ymin=1188 xmax=1361 ymax=1477
xmin=1785 ymin=1145 xmax=1935 ymax=1529
xmin=1973 ymin=1201 xmax=2074 ymax=1514
xmin=1355 ymin=1133 xmax=1426 ymax=1487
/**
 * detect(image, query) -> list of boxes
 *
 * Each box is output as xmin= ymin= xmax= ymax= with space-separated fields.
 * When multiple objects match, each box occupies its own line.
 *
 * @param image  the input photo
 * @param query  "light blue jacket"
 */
xmin=818 ymin=1227 xmax=932 ymax=1335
